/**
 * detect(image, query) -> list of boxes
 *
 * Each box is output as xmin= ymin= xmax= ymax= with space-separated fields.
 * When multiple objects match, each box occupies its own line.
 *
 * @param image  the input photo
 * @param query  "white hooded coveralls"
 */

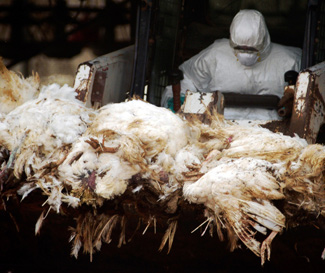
xmin=161 ymin=9 xmax=302 ymax=120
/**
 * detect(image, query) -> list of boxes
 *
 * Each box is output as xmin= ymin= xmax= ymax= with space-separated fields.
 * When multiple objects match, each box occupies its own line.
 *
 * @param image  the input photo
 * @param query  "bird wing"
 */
xmin=183 ymin=157 xmax=286 ymax=257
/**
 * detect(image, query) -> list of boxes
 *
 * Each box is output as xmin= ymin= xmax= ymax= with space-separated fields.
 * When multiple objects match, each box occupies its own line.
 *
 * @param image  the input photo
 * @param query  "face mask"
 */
xmin=236 ymin=52 xmax=259 ymax=66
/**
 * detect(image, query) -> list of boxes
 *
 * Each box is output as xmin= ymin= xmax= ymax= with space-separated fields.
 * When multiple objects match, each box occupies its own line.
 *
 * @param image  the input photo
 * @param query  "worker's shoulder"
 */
xmin=208 ymin=38 xmax=231 ymax=51
xmin=199 ymin=38 xmax=232 ymax=57
xmin=182 ymin=38 xmax=232 ymax=68
xmin=269 ymin=42 xmax=302 ymax=60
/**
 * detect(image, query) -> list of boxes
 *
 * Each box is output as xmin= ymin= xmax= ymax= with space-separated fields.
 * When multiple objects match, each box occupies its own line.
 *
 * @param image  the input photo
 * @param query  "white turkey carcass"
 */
xmin=182 ymin=113 xmax=322 ymax=265
xmin=192 ymin=113 xmax=308 ymax=169
xmin=183 ymin=157 xmax=286 ymax=265
xmin=57 ymin=99 xmax=202 ymax=205
xmin=54 ymin=99 xmax=205 ymax=258
xmin=282 ymin=144 xmax=325 ymax=239
xmin=0 ymin=83 xmax=96 ymax=211
xmin=284 ymin=144 xmax=325 ymax=215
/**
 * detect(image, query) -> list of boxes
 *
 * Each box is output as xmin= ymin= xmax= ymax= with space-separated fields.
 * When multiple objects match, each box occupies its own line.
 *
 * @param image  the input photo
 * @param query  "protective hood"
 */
xmin=229 ymin=10 xmax=271 ymax=61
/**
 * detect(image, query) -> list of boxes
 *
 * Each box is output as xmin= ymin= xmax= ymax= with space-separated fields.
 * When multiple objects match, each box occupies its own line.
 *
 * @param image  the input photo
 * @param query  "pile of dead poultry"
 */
xmin=0 ymin=60 xmax=324 ymax=266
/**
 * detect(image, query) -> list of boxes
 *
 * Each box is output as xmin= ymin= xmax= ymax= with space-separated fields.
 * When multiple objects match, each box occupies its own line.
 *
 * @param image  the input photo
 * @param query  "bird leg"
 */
xmin=204 ymin=149 xmax=222 ymax=162
xmin=182 ymin=163 xmax=204 ymax=181
xmin=200 ymin=149 xmax=222 ymax=172
xmin=85 ymin=137 xmax=119 ymax=153
xmin=261 ymin=230 xmax=278 ymax=265
xmin=85 ymin=138 xmax=99 ymax=150
xmin=182 ymin=171 xmax=204 ymax=181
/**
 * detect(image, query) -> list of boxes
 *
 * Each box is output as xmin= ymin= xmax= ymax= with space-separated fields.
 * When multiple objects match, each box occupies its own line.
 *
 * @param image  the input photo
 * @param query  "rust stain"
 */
xmin=75 ymin=79 xmax=90 ymax=103
xmin=261 ymin=119 xmax=291 ymax=135
xmin=313 ymin=83 xmax=325 ymax=106
xmin=75 ymin=88 xmax=88 ymax=102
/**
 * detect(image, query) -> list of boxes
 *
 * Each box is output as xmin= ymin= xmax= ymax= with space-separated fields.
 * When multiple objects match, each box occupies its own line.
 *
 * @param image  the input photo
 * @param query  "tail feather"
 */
xmin=227 ymin=211 xmax=261 ymax=257
xmin=239 ymin=199 xmax=285 ymax=230
xmin=219 ymin=197 xmax=285 ymax=258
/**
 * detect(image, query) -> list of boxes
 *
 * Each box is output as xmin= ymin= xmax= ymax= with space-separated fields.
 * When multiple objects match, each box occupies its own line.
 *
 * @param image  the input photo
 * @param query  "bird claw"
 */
xmin=260 ymin=230 xmax=278 ymax=266
xmin=182 ymin=163 xmax=204 ymax=181
xmin=182 ymin=170 xmax=204 ymax=181
xmin=261 ymin=240 xmax=271 ymax=266
xmin=85 ymin=137 xmax=119 ymax=153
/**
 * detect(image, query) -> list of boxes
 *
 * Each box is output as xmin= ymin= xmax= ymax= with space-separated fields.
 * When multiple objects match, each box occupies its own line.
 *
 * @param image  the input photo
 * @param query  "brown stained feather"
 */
xmin=89 ymin=129 xmax=117 ymax=139
xmin=69 ymin=212 xmax=95 ymax=261
xmin=190 ymin=108 xmax=305 ymax=164
xmin=71 ymin=234 xmax=82 ymax=259
xmin=109 ymin=110 xmax=169 ymax=159
xmin=35 ymin=210 xmax=46 ymax=235
xmin=142 ymin=216 xmax=153 ymax=235
xmin=213 ymin=213 xmax=225 ymax=242
xmin=69 ymin=213 xmax=125 ymax=261
xmin=284 ymin=145 xmax=325 ymax=216
xmin=168 ymin=221 xmax=177 ymax=253
xmin=0 ymin=59 xmax=39 ymax=102
xmin=128 ymin=218 xmax=142 ymax=243
xmin=69 ymin=224 xmax=83 ymax=259
xmin=158 ymin=220 xmax=178 ymax=254
xmin=231 ymin=217 xmax=261 ymax=257
xmin=224 ymin=225 xmax=237 ymax=252
xmin=127 ymin=118 xmax=144 ymax=130
xmin=0 ymin=60 xmax=39 ymax=115
xmin=207 ymin=206 xmax=262 ymax=257
xmin=0 ymin=59 xmax=13 ymax=83
xmin=219 ymin=197 xmax=284 ymax=261
xmin=120 ymin=141 xmax=146 ymax=166
xmin=37 ymin=145 xmax=71 ymax=177
xmin=81 ymin=214 xmax=94 ymax=261
xmin=68 ymin=151 xmax=83 ymax=165
xmin=85 ymin=137 xmax=119 ymax=153
xmin=86 ymin=131 xmax=146 ymax=170
xmin=94 ymin=214 xmax=119 ymax=246
xmin=223 ymin=149 xmax=302 ymax=163
xmin=191 ymin=217 xmax=212 ymax=235
xmin=199 ymin=218 xmax=213 ymax=237
xmin=118 ymin=215 xmax=127 ymax=248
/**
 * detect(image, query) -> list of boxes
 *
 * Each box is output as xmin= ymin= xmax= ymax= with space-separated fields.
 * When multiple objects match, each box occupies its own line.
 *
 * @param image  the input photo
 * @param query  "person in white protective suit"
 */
xmin=160 ymin=9 xmax=302 ymax=120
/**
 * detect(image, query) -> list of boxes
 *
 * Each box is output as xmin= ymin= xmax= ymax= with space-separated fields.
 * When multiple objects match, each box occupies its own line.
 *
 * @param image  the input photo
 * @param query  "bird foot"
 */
xmin=85 ymin=137 xmax=119 ymax=153
xmin=261 ymin=230 xmax=278 ymax=266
